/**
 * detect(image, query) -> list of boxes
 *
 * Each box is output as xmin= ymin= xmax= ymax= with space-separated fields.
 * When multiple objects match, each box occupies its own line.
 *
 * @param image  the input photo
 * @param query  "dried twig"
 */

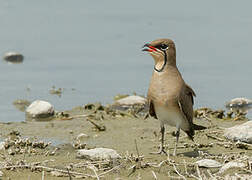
xmin=67 ymin=168 xmax=72 ymax=180
xmin=0 ymin=164 xmax=96 ymax=178
xmin=183 ymin=163 xmax=201 ymax=180
xmin=206 ymin=134 xmax=225 ymax=142
xmin=235 ymin=173 xmax=243 ymax=179
xmin=98 ymin=164 xmax=121 ymax=177
xmin=157 ymin=160 xmax=168 ymax=172
xmin=167 ymin=171 xmax=184 ymax=179
xmin=195 ymin=165 xmax=203 ymax=180
xmin=151 ymin=170 xmax=158 ymax=180
xmin=183 ymin=160 xmax=189 ymax=176
xmin=71 ymin=114 xmax=89 ymax=118
xmin=90 ymin=165 xmax=99 ymax=180
xmin=202 ymin=114 xmax=214 ymax=127
xmin=249 ymin=161 xmax=252 ymax=171
xmin=207 ymin=169 xmax=214 ymax=178
xmin=73 ymin=160 xmax=110 ymax=168
xmin=235 ymin=141 xmax=252 ymax=148
xmin=166 ymin=153 xmax=186 ymax=180
xmin=189 ymin=174 xmax=201 ymax=180
xmin=128 ymin=165 xmax=136 ymax=177
xmin=135 ymin=139 xmax=140 ymax=159
xmin=86 ymin=118 xmax=106 ymax=131
xmin=172 ymin=164 xmax=186 ymax=180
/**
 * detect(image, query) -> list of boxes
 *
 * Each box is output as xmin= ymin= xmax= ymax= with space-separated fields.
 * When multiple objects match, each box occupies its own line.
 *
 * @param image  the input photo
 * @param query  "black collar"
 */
xmin=154 ymin=50 xmax=167 ymax=72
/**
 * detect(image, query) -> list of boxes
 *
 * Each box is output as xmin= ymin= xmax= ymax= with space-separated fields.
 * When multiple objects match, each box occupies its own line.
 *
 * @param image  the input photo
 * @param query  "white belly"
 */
xmin=155 ymin=105 xmax=189 ymax=130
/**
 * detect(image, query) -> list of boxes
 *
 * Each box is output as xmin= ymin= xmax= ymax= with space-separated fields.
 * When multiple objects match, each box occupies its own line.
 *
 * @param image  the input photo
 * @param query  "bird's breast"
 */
xmin=148 ymin=70 xmax=183 ymax=104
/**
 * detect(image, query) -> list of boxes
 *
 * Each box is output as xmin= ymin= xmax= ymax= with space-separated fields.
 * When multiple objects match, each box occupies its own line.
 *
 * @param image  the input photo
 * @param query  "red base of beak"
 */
xmin=142 ymin=45 xmax=157 ymax=52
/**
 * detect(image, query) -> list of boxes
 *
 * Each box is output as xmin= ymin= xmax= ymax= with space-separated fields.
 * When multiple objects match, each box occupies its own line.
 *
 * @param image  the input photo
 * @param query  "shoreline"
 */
xmin=0 ymin=102 xmax=251 ymax=179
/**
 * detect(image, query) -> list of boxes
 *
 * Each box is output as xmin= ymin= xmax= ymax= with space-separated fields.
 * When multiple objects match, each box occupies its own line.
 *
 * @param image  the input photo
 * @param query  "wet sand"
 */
xmin=0 ymin=105 xmax=251 ymax=179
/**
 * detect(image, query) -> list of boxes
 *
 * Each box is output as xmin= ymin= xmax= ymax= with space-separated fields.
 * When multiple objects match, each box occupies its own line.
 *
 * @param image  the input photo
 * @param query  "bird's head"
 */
xmin=142 ymin=39 xmax=176 ymax=72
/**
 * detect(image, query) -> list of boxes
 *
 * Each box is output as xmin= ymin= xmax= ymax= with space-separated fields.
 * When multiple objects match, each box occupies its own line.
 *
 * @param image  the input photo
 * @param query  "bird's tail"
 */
xmin=185 ymin=127 xmax=195 ymax=141
xmin=193 ymin=123 xmax=207 ymax=130
xmin=185 ymin=124 xmax=206 ymax=141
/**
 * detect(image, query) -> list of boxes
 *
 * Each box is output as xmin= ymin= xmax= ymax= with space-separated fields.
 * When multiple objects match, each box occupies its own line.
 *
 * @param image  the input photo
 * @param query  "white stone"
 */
xmin=114 ymin=95 xmax=147 ymax=106
xmin=76 ymin=148 xmax=121 ymax=161
xmin=195 ymin=159 xmax=222 ymax=168
xmin=226 ymin=97 xmax=252 ymax=108
xmin=26 ymin=100 xmax=54 ymax=118
xmin=0 ymin=142 xmax=5 ymax=150
xmin=224 ymin=121 xmax=252 ymax=144
xmin=3 ymin=51 xmax=23 ymax=63
xmin=76 ymin=133 xmax=89 ymax=140
xmin=218 ymin=161 xmax=246 ymax=174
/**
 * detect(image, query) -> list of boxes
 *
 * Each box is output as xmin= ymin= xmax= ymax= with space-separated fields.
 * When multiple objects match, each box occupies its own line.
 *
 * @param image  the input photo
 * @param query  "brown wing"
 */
xmin=178 ymin=84 xmax=196 ymax=139
xmin=179 ymin=84 xmax=196 ymax=124
xmin=185 ymin=84 xmax=196 ymax=105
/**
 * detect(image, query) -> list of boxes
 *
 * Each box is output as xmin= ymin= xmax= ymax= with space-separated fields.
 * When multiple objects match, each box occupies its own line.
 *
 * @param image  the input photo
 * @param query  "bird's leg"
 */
xmin=150 ymin=124 xmax=167 ymax=155
xmin=159 ymin=124 xmax=166 ymax=153
xmin=173 ymin=128 xmax=180 ymax=156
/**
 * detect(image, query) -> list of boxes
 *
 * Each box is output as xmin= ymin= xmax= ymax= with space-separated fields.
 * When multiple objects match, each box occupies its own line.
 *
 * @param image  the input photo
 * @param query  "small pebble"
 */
xmin=114 ymin=95 xmax=147 ymax=106
xmin=3 ymin=51 xmax=24 ymax=63
xmin=76 ymin=133 xmax=89 ymax=140
xmin=0 ymin=142 xmax=6 ymax=150
xmin=76 ymin=148 xmax=121 ymax=161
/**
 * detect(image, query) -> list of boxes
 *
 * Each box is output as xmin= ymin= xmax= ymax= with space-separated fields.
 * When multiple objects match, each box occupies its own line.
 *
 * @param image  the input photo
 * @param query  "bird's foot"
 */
xmin=150 ymin=146 xmax=167 ymax=155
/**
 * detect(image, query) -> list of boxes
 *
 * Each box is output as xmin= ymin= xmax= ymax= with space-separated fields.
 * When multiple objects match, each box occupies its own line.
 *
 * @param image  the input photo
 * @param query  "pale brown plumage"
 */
xmin=143 ymin=38 xmax=205 ymax=155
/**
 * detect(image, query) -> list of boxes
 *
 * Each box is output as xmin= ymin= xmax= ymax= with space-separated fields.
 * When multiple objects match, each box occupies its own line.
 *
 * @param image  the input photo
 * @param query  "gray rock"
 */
xmin=195 ymin=159 xmax=222 ymax=168
xmin=226 ymin=97 xmax=252 ymax=108
xmin=3 ymin=52 xmax=24 ymax=63
xmin=225 ymin=97 xmax=252 ymax=113
xmin=26 ymin=100 xmax=54 ymax=118
xmin=114 ymin=95 xmax=147 ymax=106
xmin=224 ymin=121 xmax=252 ymax=144
xmin=76 ymin=148 xmax=121 ymax=161
xmin=218 ymin=161 xmax=246 ymax=174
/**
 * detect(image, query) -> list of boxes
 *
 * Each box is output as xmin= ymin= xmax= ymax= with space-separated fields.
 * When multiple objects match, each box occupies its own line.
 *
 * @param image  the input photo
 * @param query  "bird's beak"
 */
xmin=142 ymin=43 xmax=157 ymax=52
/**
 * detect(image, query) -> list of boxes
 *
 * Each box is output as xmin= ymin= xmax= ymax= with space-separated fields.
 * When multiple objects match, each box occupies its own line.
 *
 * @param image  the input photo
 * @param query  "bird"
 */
xmin=142 ymin=38 xmax=206 ymax=156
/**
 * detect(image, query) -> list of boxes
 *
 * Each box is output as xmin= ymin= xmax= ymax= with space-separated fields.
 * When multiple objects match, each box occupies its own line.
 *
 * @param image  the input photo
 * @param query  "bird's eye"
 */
xmin=159 ymin=44 xmax=168 ymax=50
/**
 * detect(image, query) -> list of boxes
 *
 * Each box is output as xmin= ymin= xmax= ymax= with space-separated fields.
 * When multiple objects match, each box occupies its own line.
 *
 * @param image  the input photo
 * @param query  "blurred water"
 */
xmin=0 ymin=0 xmax=251 ymax=122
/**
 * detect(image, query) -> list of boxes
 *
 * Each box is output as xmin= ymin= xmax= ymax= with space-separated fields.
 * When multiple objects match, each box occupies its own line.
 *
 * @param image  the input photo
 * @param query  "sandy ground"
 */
xmin=0 ymin=105 xmax=251 ymax=179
